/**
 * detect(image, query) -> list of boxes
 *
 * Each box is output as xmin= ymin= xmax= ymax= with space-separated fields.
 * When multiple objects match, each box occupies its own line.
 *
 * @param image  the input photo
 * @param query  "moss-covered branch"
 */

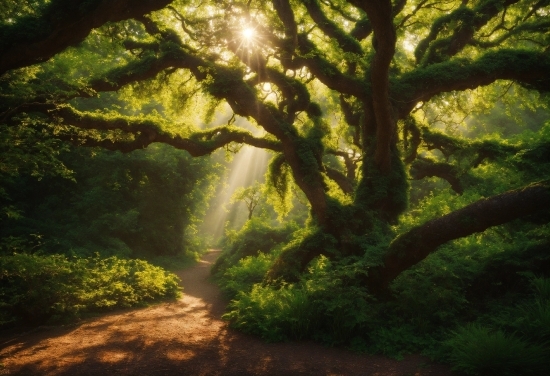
xmin=394 ymin=49 xmax=550 ymax=117
xmin=302 ymin=0 xmax=363 ymax=55
xmin=324 ymin=166 xmax=354 ymax=194
xmin=0 ymin=0 xmax=173 ymax=76
xmin=470 ymin=19 xmax=550 ymax=48
xmin=410 ymin=157 xmax=464 ymax=194
xmin=415 ymin=0 xmax=521 ymax=65
xmin=367 ymin=181 xmax=550 ymax=295
xmin=272 ymin=0 xmax=299 ymax=69
xmin=52 ymin=106 xmax=282 ymax=155
xmin=295 ymin=34 xmax=366 ymax=98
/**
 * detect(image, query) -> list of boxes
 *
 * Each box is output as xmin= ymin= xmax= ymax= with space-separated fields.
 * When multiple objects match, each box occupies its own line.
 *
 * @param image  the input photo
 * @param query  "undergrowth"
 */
xmin=0 ymin=253 xmax=181 ymax=326
xmin=215 ymin=219 xmax=550 ymax=374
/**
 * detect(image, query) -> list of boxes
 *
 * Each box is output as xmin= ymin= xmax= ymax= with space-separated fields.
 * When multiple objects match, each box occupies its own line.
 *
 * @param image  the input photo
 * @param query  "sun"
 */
xmin=242 ymin=27 xmax=255 ymax=40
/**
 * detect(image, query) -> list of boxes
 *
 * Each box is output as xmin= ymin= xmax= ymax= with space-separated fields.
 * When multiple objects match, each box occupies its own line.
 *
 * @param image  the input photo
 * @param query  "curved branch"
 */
xmin=415 ymin=0 xmax=520 ymax=65
xmin=367 ymin=181 xmax=550 ymax=295
xmin=470 ymin=20 xmax=550 ymax=48
xmin=325 ymin=166 xmax=354 ymax=194
xmin=52 ymin=106 xmax=283 ymax=155
xmin=296 ymin=35 xmax=366 ymax=98
xmin=395 ymin=49 xmax=550 ymax=118
xmin=303 ymin=0 xmax=363 ymax=55
xmin=410 ymin=157 xmax=464 ymax=194
xmin=0 ymin=0 xmax=173 ymax=76
xmin=90 ymin=48 xmax=206 ymax=93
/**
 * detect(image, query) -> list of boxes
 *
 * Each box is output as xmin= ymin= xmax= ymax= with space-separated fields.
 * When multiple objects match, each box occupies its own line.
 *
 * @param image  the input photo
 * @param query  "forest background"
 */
xmin=1 ymin=1 xmax=550 ymax=375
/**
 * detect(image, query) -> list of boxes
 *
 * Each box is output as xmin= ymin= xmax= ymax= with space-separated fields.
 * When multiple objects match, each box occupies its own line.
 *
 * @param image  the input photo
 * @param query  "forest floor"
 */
xmin=0 ymin=250 xmax=456 ymax=376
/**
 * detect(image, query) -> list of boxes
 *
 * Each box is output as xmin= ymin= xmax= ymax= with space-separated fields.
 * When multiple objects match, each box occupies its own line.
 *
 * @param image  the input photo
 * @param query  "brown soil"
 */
xmin=0 ymin=250 xmax=455 ymax=375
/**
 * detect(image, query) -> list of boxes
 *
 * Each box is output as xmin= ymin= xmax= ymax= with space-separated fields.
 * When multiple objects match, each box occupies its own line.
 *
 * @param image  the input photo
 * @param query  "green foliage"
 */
xmin=0 ymin=144 xmax=221 ymax=260
xmin=0 ymin=253 xmax=181 ymax=326
xmin=222 ymin=255 xmax=374 ymax=344
xmin=221 ymin=218 xmax=550 ymax=359
xmin=212 ymin=217 xmax=297 ymax=277
xmin=223 ymin=283 xmax=312 ymax=342
xmin=264 ymin=154 xmax=294 ymax=220
xmin=218 ymin=252 xmax=276 ymax=299
xmin=443 ymin=324 xmax=550 ymax=376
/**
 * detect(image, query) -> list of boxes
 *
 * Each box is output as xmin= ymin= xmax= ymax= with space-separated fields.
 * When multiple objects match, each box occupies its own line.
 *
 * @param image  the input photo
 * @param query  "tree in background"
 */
xmin=1 ymin=0 xmax=549 ymax=296
xmin=231 ymin=182 xmax=263 ymax=220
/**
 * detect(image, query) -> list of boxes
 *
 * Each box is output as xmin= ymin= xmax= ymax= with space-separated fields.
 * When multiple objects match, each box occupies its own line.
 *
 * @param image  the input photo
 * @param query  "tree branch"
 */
xmin=367 ymin=181 xmax=550 ymax=295
xmin=0 ymin=0 xmax=173 ymax=76
xmin=395 ymin=49 xmax=550 ymax=118
xmin=414 ymin=0 xmax=520 ymax=65
xmin=410 ymin=157 xmax=464 ymax=194
xmin=52 ymin=106 xmax=283 ymax=155
xmin=325 ymin=166 xmax=354 ymax=194
xmin=272 ymin=0 xmax=299 ymax=69
xmin=303 ymin=0 xmax=363 ymax=55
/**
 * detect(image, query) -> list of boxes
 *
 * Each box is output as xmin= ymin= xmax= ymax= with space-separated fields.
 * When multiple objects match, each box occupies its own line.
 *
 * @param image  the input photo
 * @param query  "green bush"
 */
xmin=219 ymin=252 xmax=276 ymax=298
xmin=223 ymin=283 xmax=312 ymax=342
xmin=212 ymin=218 xmax=297 ymax=276
xmin=222 ymin=256 xmax=375 ymax=345
xmin=0 ymin=253 xmax=181 ymax=325
xmin=444 ymin=324 xmax=550 ymax=376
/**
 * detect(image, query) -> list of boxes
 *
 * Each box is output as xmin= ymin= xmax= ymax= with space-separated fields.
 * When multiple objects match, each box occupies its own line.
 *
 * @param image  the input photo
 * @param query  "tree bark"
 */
xmin=0 ymin=0 xmax=173 ymax=76
xmin=366 ymin=181 xmax=550 ymax=295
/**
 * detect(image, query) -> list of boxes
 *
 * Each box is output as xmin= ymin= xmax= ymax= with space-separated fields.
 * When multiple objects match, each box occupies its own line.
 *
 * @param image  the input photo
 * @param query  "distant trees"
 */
xmin=0 ymin=144 xmax=221 ymax=259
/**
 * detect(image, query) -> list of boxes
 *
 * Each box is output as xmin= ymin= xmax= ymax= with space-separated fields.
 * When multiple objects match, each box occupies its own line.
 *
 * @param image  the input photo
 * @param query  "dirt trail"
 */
xmin=0 ymin=250 xmax=454 ymax=375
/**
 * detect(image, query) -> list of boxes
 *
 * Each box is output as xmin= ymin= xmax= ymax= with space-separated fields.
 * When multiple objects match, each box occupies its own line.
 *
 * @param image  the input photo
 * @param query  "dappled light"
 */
xmin=0 ymin=251 xmax=452 ymax=376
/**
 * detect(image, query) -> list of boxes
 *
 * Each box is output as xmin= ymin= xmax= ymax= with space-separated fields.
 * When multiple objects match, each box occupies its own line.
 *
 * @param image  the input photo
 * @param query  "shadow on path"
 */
xmin=0 ymin=250 xmax=455 ymax=376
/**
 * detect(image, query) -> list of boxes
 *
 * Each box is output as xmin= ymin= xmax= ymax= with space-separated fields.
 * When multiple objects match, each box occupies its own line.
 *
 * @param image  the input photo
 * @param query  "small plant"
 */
xmin=219 ymin=252 xmax=275 ymax=298
xmin=223 ymin=283 xmax=311 ymax=342
xmin=444 ymin=324 xmax=550 ymax=376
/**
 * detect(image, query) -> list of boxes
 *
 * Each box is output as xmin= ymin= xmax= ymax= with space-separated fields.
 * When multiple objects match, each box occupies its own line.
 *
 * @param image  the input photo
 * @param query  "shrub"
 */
xmin=0 ymin=253 xmax=181 ymax=325
xmin=223 ymin=283 xmax=312 ymax=342
xmin=219 ymin=252 xmax=275 ymax=298
xmin=212 ymin=218 xmax=297 ymax=276
xmin=222 ymin=256 xmax=375 ymax=345
xmin=444 ymin=324 xmax=550 ymax=376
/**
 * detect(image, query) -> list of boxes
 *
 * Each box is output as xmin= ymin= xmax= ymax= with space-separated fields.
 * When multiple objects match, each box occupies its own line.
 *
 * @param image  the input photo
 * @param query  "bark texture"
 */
xmin=367 ymin=182 xmax=550 ymax=294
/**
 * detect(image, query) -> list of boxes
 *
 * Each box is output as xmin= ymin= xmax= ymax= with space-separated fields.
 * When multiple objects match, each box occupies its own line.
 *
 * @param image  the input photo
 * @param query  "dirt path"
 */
xmin=0 ymin=250 xmax=454 ymax=375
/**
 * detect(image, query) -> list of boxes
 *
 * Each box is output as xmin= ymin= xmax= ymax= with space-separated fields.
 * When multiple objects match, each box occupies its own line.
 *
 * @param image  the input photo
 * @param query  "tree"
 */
xmin=231 ymin=182 xmax=263 ymax=220
xmin=1 ymin=0 xmax=549 ymax=296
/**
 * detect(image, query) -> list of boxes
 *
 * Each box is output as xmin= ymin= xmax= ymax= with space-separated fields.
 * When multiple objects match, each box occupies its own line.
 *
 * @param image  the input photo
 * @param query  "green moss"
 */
xmin=396 ymin=49 xmax=550 ymax=100
xmin=265 ymin=154 xmax=294 ymax=219
xmin=203 ymin=66 xmax=247 ymax=99
xmin=354 ymin=148 xmax=409 ymax=224
xmin=266 ymin=226 xmax=338 ymax=282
